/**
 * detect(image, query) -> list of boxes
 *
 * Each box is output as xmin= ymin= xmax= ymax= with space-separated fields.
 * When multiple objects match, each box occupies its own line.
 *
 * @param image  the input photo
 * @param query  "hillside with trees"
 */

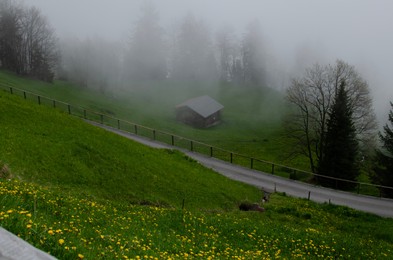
xmin=2 ymin=1 xmax=393 ymax=193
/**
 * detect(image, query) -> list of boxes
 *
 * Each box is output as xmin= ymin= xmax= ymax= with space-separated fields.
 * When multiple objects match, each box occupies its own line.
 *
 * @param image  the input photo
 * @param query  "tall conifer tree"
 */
xmin=318 ymin=81 xmax=359 ymax=189
xmin=373 ymin=102 xmax=393 ymax=197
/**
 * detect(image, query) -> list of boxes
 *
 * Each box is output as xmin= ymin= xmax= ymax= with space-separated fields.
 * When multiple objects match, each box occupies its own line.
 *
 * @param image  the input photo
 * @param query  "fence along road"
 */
xmin=3 ymin=85 xmax=393 ymax=196
xmin=2 ymin=85 xmax=393 ymax=217
xmin=89 ymin=121 xmax=393 ymax=218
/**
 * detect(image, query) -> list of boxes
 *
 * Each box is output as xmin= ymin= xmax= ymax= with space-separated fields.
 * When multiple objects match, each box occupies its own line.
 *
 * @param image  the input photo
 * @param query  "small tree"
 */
xmin=372 ymin=102 xmax=393 ymax=198
xmin=318 ymin=81 xmax=359 ymax=190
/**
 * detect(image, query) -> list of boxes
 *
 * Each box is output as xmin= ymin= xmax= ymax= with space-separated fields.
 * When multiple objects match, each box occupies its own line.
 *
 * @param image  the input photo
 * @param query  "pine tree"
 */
xmin=372 ymin=102 xmax=393 ymax=198
xmin=318 ymin=81 xmax=359 ymax=190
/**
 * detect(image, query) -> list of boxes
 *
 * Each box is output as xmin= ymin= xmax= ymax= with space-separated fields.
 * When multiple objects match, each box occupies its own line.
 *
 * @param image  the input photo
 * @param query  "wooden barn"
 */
xmin=176 ymin=95 xmax=224 ymax=128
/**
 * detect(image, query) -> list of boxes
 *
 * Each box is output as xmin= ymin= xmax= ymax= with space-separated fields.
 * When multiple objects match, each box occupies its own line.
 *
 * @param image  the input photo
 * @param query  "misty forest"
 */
xmin=1 ymin=0 xmax=393 ymax=259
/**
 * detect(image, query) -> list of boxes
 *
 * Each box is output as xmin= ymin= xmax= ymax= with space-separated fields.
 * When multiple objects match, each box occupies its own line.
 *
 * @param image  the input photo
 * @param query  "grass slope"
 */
xmin=0 ymin=90 xmax=260 ymax=210
xmin=0 ymin=70 xmax=305 ymax=170
xmin=1 ymin=179 xmax=393 ymax=259
xmin=1 ymin=73 xmax=393 ymax=259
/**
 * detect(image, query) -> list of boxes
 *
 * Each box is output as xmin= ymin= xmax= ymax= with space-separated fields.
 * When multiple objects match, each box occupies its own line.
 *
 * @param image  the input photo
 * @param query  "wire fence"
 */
xmin=2 ymin=84 xmax=393 ymax=199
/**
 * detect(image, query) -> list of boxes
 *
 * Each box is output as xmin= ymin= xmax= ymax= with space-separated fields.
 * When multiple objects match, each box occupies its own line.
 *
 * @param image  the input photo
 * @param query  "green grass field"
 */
xmin=0 ymin=91 xmax=259 ymax=209
xmin=0 ymin=70 xmax=305 ymax=171
xmin=2 ymin=179 xmax=393 ymax=259
xmin=1 ymin=75 xmax=393 ymax=259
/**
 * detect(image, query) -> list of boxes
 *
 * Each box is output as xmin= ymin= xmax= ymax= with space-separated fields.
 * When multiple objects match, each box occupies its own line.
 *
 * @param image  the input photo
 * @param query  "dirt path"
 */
xmin=90 ymin=121 xmax=393 ymax=218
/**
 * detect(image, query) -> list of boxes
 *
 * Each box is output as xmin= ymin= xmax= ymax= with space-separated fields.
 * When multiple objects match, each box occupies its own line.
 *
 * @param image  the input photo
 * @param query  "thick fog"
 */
xmin=25 ymin=0 xmax=393 ymax=123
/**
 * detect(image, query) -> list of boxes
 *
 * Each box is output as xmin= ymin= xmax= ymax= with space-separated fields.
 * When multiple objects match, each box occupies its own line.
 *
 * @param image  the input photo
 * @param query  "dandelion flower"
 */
xmin=58 ymin=239 xmax=65 ymax=245
xmin=78 ymin=254 xmax=84 ymax=259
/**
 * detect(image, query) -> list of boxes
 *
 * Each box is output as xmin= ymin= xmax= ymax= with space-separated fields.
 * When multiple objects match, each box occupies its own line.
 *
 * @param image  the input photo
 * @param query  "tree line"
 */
xmin=58 ymin=5 xmax=269 ymax=91
xmin=0 ymin=0 xmax=58 ymax=82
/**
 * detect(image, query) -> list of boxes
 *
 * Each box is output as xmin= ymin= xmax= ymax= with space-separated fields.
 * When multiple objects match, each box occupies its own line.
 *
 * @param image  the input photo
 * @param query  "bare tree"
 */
xmin=0 ymin=1 xmax=58 ymax=81
xmin=0 ymin=0 xmax=23 ymax=73
xmin=286 ymin=60 xmax=377 ymax=173
xmin=21 ymin=6 xmax=58 ymax=81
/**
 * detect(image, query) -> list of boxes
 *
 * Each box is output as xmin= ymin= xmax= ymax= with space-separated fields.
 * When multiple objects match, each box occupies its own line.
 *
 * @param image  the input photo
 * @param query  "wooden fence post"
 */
xmin=250 ymin=158 xmax=254 ymax=169
xmin=190 ymin=141 xmax=193 ymax=152
xmin=67 ymin=104 xmax=71 ymax=114
xmin=134 ymin=125 xmax=138 ymax=135
xmin=230 ymin=153 xmax=233 ymax=163
xmin=153 ymin=130 xmax=156 ymax=140
xmin=37 ymin=96 xmax=41 ymax=105
xmin=100 ymin=114 xmax=103 ymax=124
xmin=271 ymin=164 xmax=275 ymax=174
xmin=117 ymin=120 xmax=120 ymax=129
xmin=9 ymin=87 xmax=13 ymax=94
xmin=171 ymin=135 xmax=174 ymax=146
xmin=23 ymin=92 xmax=26 ymax=99
xmin=53 ymin=100 xmax=56 ymax=108
xmin=83 ymin=110 xmax=87 ymax=119
xmin=210 ymin=147 xmax=213 ymax=157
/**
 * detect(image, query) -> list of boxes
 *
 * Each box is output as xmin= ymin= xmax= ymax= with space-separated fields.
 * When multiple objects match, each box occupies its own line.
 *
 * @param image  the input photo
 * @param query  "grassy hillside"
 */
xmin=0 ymin=90 xmax=260 ymax=209
xmin=0 ymin=70 xmax=305 ymax=170
xmin=2 ymin=179 xmax=393 ymax=259
xmin=1 ymin=88 xmax=393 ymax=259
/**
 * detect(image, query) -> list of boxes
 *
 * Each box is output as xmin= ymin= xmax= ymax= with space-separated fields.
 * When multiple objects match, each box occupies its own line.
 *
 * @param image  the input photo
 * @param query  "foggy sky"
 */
xmin=25 ymin=0 xmax=393 ymax=124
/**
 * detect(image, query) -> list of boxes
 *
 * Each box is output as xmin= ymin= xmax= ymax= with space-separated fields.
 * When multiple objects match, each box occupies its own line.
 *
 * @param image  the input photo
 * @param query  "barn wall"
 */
xmin=176 ymin=107 xmax=205 ymax=128
xmin=204 ymin=111 xmax=221 ymax=128
xmin=176 ymin=107 xmax=221 ymax=128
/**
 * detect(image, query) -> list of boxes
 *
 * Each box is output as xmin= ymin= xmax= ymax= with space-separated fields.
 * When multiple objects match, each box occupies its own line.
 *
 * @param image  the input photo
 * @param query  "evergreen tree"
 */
xmin=127 ymin=4 xmax=167 ymax=81
xmin=241 ymin=20 xmax=265 ymax=86
xmin=372 ymin=102 xmax=393 ymax=198
xmin=318 ymin=81 xmax=359 ymax=190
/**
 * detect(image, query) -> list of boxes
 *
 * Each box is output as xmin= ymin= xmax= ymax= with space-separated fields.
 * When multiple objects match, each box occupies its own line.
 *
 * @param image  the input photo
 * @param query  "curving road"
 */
xmin=89 ymin=121 xmax=393 ymax=218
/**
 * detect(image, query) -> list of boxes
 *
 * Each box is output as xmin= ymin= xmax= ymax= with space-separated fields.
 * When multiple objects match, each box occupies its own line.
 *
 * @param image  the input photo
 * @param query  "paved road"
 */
xmin=90 ymin=121 xmax=393 ymax=218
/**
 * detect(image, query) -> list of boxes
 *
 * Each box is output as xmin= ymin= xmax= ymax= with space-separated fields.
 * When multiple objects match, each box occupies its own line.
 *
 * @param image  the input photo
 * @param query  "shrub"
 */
xmin=0 ymin=162 xmax=12 ymax=179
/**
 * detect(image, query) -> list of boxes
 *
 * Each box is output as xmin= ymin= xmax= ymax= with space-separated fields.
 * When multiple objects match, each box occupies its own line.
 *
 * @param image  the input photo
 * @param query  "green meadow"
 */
xmin=0 ymin=70 xmax=303 ymax=170
xmin=1 ymin=72 xmax=393 ymax=259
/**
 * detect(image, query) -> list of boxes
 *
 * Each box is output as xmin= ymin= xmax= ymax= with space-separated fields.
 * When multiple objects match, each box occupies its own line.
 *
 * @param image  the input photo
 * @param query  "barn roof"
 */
xmin=176 ymin=95 xmax=224 ymax=118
